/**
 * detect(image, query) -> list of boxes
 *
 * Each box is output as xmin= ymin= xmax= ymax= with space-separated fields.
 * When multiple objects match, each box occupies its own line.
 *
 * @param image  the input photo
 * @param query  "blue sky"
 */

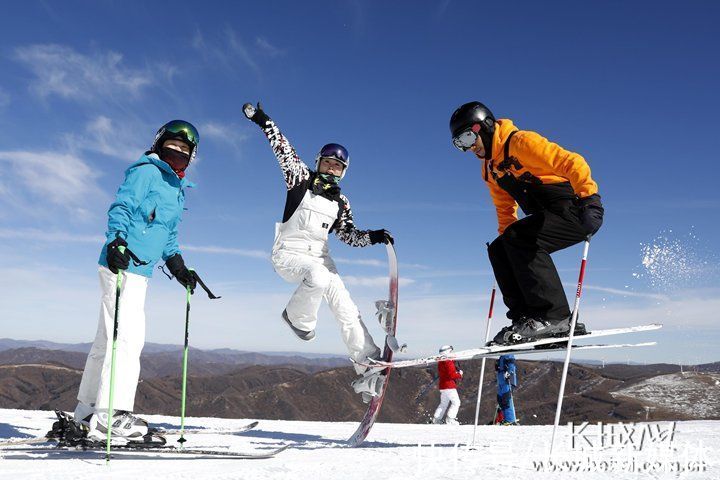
xmin=0 ymin=1 xmax=718 ymax=364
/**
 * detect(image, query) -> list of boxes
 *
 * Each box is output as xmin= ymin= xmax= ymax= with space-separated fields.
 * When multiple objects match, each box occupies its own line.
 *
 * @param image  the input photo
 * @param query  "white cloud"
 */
xmin=0 ymin=150 xmax=105 ymax=219
xmin=579 ymin=284 xmax=669 ymax=301
xmin=0 ymin=228 xmax=268 ymax=260
xmin=14 ymin=44 xmax=156 ymax=102
xmin=0 ymin=228 xmax=102 ymax=243
xmin=343 ymin=275 xmax=415 ymax=287
xmin=181 ymin=244 xmax=267 ymax=259
xmin=255 ymin=37 xmax=285 ymax=57
xmin=63 ymin=115 xmax=147 ymax=162
xmin=334 ymin=257 xmax=386 ymax=268
xmin=192 ymin=28 xmax=285 ymax=79
xmin=197 ymin=121 xmax=250 ymax=150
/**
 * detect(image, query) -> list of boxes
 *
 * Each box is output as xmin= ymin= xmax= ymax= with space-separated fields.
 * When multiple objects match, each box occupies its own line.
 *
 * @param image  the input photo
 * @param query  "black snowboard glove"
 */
xmin=369 ymin=229 xmax=394 ymax=245
xmin=578 ymin=194 xmax=604 ymax=236
xmin=165 ymin=254 xmax=197 ymax=293
xmin=242 ymin=102 xmax=271 ymax=127
xmin=106 ymin=236 xmax=130 ymax=274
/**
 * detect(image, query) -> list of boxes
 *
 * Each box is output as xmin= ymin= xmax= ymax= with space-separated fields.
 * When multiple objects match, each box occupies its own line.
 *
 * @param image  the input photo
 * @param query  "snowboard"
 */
xmin=363 ymin=323 xmax=662 ymax=369
xmin=347 ymin=243 xmax=400 ymax=447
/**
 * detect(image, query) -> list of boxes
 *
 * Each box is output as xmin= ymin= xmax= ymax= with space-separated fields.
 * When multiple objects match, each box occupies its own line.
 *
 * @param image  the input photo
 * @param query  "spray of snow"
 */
xmin=632 ymin=227 xmax=716 ymax=291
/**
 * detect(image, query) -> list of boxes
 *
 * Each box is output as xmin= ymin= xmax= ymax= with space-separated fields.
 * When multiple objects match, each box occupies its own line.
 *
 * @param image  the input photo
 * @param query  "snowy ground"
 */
xmin=0 ymin=409 xmax=716 ymax=479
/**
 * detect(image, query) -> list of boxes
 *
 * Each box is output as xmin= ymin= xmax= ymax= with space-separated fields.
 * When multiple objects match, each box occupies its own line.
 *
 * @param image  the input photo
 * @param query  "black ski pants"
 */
xmin=488 ymin=202 xmax=588 ymax=322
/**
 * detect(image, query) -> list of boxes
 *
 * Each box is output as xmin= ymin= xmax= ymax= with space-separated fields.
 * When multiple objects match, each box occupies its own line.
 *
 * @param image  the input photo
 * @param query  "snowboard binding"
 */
xmin=375 ymin=300 xmax=407 ymax=353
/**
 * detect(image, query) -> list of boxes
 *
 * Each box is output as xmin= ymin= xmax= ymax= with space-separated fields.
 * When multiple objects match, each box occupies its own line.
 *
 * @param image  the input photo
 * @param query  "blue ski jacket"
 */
xmin=98 ymin=154 xmax=193 ymax=277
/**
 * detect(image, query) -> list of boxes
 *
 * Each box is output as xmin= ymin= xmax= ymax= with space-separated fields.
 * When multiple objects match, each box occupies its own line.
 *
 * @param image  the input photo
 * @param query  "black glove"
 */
xmin=578 ymin=194 xmax=604 ymax=235
xmin=106 ymin=237 xmax=130 ymax=274
xmin=242 ymin=102 xmax=270 ymax=127
xmin=369 ymin=229 xmax=394 ymax=245
xmin=165 ymin=254 xmax=197 ymax=293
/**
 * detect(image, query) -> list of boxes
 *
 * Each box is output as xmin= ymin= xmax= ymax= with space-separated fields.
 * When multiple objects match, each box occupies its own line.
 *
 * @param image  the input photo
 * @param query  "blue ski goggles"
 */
xmin=317 ymin=143 xmax=349 ymax=165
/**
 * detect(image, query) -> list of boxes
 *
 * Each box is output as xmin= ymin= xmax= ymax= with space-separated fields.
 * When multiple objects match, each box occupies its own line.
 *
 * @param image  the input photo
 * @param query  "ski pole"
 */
xmin=178 ymin=279 xmax=192 ymax=446
xmin=105 ymin=245 xmax=147 ymax=464
xmin=105 ymin=247 xmax=125 ymax=463
xmin=176 ymin=269 xmax=220 ymax=446
xmin=549 ymin=237 xmax=591 ymax=457
xmin=471 ymin=281 xmax=496 ymax=446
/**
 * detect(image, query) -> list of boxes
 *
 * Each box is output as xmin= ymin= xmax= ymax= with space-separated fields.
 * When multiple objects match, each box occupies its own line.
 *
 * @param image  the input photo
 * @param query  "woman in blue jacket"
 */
xmin=74 ymin=120 xmax=201 ymax=441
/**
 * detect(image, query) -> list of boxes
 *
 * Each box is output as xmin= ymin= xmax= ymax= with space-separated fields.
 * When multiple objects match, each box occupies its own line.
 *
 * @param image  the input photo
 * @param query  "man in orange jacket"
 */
xmin=449 ymin=102 xmax=604 ymax=345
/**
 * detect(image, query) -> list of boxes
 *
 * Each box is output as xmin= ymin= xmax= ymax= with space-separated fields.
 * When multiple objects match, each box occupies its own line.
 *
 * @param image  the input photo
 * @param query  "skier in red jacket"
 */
xmin=432 ymin=345 xmax=463 ymax=425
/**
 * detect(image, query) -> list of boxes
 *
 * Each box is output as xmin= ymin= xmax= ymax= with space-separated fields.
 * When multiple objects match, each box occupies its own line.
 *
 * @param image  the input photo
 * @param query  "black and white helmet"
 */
xmin=439 ymin=345 xmax=454 ymax=355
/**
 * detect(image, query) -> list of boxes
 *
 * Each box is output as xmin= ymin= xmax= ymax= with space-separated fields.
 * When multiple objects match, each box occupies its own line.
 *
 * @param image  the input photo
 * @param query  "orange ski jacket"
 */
xmin=479 ymin=119 xmax=599 ymax=234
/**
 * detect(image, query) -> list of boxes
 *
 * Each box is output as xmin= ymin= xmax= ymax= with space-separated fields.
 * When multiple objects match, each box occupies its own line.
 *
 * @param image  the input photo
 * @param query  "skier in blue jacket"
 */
xmin=74 ymin=120 xmax=202 ymax=441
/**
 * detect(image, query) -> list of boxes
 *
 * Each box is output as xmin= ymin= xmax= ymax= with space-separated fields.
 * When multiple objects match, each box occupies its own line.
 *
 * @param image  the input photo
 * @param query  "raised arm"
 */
xmin=243 ymin=102 xmax=310 ymax=190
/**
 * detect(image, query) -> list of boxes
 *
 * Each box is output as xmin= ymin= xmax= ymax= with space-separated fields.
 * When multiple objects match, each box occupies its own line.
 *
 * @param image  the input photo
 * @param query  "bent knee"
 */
xmin=304 ymin=266 xmax=331 ymax=290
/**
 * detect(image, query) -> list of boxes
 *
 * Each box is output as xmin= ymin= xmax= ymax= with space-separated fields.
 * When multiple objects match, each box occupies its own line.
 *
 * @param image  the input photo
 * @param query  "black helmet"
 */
xmin=151 ymin=120 xmax=200 ymax=162
xmin=449 ymin=102 xmax=496 ymax=157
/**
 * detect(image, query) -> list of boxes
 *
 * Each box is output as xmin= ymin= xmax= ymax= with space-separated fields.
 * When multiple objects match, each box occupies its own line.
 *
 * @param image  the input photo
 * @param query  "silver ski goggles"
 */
xmin=452 ymin=128 xmax=479 ymax=151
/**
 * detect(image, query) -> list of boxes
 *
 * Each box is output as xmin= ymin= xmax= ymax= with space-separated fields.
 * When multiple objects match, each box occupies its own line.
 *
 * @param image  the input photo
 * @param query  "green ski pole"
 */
xmin=178 ymin=272 xmax=193 ymax=446
xmin=106 ymin=246 xmax=125 ymax=464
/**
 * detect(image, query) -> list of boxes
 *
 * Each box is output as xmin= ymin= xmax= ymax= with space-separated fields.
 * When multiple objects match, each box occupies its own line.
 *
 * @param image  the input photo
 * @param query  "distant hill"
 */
xmin=0 ymin=346 xmax=718 ymax=425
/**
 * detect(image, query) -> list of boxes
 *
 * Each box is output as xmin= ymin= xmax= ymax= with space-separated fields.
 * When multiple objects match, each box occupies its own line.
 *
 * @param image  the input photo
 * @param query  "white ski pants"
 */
xmin=433 ymin=388 xmax=461 ymax=422
xmin=77 ymin=266 xmax=148 ymax=412
xmin=271 ymin=249 xmax=379 ymax=373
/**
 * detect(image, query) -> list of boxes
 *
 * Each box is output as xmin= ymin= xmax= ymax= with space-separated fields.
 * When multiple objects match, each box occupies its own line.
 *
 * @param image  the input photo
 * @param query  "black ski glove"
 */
xmin=369 ymin=229 xmax=394 ymax=245
xmin=242 ymin=102 xmax=271 ymax=127
xmin=578 ymin=194 xmax=604 ymax=236
xmin=165 ymin=254 xmax=197 ymax=293
xmin=106 ymin=237 xmax=130 ymax=274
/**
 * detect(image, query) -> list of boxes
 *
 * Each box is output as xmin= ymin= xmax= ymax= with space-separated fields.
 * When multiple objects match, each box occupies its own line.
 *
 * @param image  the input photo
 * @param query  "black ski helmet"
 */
xmin=151 ymin=120 xmax=200 ymax=162
xmin=449 ymin=102 xmax=496 ymax=157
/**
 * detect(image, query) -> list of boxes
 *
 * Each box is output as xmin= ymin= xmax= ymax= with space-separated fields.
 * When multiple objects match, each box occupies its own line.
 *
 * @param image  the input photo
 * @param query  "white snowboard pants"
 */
xmin=271 ymin=249 xmax=379 ymax=374
xmin=433 ymin=388 xmax=461 ymax=422
xmin=77 ymin=266 xmax=148 ymax=413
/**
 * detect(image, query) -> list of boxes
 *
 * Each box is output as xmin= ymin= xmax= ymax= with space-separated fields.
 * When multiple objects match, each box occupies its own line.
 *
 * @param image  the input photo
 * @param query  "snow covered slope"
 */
xmin=0 ymin=409 xmax=716 ymax=479
xmin=612 ymin=372 xmax=720 ymax=418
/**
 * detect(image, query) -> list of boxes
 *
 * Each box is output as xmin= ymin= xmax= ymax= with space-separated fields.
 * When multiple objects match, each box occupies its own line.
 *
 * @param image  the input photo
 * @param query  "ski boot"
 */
xmin=281 ymin=309 xmax=315 ymax=341
xmin=491 ymin=315 xmax=588 ymax=345
xmin=87 ymin=410 xmax=165 ymax=446
xmin=445 ymin=417 xmax=459 ymax=425
xmin=488 ymin=317 xmax=529 ymax=345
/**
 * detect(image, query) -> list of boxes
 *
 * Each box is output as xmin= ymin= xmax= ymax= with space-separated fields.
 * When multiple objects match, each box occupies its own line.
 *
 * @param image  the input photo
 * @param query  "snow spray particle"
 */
xmin=632 ymin=227 xmax=716 ymax=291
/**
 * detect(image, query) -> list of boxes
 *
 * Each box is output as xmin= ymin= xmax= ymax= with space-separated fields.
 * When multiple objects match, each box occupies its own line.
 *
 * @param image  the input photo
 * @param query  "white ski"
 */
xmin=364 ymin=324 xmax=662 ymax=369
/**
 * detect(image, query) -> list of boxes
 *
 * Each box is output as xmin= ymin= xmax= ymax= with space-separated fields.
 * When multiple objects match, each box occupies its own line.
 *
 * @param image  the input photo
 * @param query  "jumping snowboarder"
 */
xmin=449 ymin=102 xmax=604 ymax=345
xmin=432 ymin=345 xmax=463 ymax=425
xmin=243 ymin=102 xmax=393 ymax=399
xmin=74 ymin=120 xmax=204 ymax=441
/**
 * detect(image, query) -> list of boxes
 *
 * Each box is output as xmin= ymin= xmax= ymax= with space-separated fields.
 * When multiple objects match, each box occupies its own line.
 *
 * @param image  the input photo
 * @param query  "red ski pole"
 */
xmin=549 ymin=237 xmax=591 ymax=457
xmin=471 ymin=282 xmax=496 ymax=446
